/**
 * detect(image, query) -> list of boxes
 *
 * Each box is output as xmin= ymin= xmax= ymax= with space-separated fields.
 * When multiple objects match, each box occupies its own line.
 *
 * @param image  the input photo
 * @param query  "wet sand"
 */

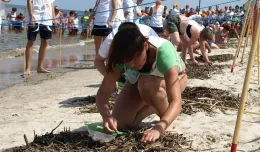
xmin=0 ymin=44 xmax=95 ymax=89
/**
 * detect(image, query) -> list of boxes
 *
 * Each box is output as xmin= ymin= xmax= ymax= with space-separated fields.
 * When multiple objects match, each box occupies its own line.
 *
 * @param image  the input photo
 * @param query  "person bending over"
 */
xmin=95 ymin=27 xmax=187 ymax=144
xmin=166 ymin=15 xmax=215 ymax=65
xmin=95 ymin=22 xmax=158 ymax=76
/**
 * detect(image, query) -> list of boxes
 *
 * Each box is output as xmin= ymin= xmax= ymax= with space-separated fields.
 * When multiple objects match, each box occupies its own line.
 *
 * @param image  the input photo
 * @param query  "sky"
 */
xmin=8 ymin=0 xmax=246 ymax=11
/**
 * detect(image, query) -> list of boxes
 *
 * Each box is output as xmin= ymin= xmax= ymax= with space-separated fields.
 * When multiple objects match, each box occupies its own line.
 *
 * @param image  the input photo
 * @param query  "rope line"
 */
xmin=0 ymin=0 xmax=243 ymax=26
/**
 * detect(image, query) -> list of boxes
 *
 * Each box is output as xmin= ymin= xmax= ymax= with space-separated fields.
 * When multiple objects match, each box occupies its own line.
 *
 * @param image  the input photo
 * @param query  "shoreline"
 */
xmin=0 ymin=46 xmax=259 ymax=152
xmin=0 ymin=43 xmax=96 ymax=89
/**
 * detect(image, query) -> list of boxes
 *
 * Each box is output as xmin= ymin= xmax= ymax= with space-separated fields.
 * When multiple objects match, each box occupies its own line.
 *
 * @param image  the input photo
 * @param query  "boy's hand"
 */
xmin=203 ymin=61 xmax=213 ymax=66
xmin=29 ymin=16 xmax=35 ymax=27
xmin=2 ymin=0 xmax=10 ymax=3
xmin=103 ymin=116 xmax=118 ymax=134
xmin=141 ymin=126 xmax=162 ymax=144
xmin=108 ymin=21 xmax=113 ymax=28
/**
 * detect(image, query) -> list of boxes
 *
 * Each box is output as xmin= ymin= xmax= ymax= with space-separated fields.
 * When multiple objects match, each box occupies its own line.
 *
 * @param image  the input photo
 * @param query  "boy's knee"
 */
xmin=41 ymin=40 xmax=48 ymax=46
xmin=27 ymin=40 xmax=34 ymax=46
xmin=137 ymin=76 xmax=161 ymax=98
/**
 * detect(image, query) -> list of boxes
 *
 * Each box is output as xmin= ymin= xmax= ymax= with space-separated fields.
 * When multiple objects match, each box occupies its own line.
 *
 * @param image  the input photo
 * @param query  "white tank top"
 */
xmin=94 ymin=0 xmax=112 ymax=26
xmin=113 ymin=0 xmax=125 ymax=28
xmin=150 ymin=5 xmax=164 ymax=27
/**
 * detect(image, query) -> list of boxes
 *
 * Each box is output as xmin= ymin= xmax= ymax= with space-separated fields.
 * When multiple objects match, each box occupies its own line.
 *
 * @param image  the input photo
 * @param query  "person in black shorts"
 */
xmin=23 ymin=0 xmax=55 ymax=75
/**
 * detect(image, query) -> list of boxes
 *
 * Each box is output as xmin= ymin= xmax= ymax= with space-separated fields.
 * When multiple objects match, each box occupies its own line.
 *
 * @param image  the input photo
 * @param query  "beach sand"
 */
xmin=0 ymin=46 xmax=260 ymax=152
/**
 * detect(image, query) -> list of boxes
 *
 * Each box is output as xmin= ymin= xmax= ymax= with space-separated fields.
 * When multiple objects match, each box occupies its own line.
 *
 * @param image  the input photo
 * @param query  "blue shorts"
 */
xmin=27 ymin=24 xmax=52 ymax=41
xmin=207 ymin=40 xmax=212 ymax=46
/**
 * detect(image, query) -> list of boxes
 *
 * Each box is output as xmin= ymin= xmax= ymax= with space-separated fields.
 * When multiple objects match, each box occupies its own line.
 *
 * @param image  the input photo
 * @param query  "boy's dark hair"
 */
xmin=12 ymin=8 xmax=17 ymax=12
xmin=69 ymin=11 xmax=75 ymax=15
xmin=118 ymin=22 xmax=139 ymax=31
xmin=107 ymin=27 xmax=147 ymax=72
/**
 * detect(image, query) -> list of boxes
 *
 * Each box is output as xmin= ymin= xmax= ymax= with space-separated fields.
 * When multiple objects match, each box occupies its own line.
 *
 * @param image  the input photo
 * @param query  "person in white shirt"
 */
xmin=133 ymin=0 xmax=143 ymax=24
xmin=148 ymin=0 xmax=164 ymax=35
xmin=124 ymin=0 xmax=143 ymax=24
xmin=170 ymin=2 xmax=179 ymax=16
xmin=89 ymin=0 xmax=124 ymax=55
xmin=124 ymin=0 xmax=135 ymax=22
xmin=238 ymin=7 xmax=244 ymax=17
xmin=95 ymin=22 xmax=158 ymax=76
xmin=23 ymin=0 xmax=55 ymax=75
xmin=228 ymin=9 xmax=234 ymax=20
xmin=72 ymin=12 xmax=79 ymax=35
xmin=0 ymin=0 xmax=10 ymax=31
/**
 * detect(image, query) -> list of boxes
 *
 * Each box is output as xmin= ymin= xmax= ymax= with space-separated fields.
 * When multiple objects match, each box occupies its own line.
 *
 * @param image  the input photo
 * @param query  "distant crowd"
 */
xmin=4 ymin=2 xmax=246 ymax=40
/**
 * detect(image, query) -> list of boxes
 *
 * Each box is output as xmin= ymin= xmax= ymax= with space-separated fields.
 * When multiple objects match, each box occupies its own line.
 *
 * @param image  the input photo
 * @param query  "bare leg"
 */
xmin=23 ymin=40 xmax=35 ymax=75
xmin=192 ymin=41 xmax=201 ymax=55
xmin=94 ymin=36 xmax=104 ymax=55
xmin=138 ymin=75 xmax=168 ymax=117
xmin=181 ymin=42 xmax=188 ymax=64
xmin=112 ymin=75 xmax=188 ymax=129
xmin=37 ymin=39 xmax=50 ymax=73
xmin=210 ymin=42 xmax=219 ymax=49
xmin=170 ymin=32 xmax=180 ymax=49
xmin=112 ymin=80 xmax=151 ymax=128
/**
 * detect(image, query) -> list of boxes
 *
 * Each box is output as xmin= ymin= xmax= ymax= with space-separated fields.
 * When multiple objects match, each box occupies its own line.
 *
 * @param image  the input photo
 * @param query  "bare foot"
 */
xmin=37 ymin=68 xmax=51 ymax=73
xmin=193 ymin=50 xmax=201 ymax=55
xmin=23 ymin=70 xmax=31 ymax=75
xmin=192 ymin=60 xmax=199 ymax=66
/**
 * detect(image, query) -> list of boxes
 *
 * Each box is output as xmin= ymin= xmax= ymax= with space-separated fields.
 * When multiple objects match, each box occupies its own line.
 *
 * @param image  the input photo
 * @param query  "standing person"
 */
xmin=0 ymin=0 xmax=10 ymax=31
xmin=170 ymin=2 xmax=179 ymax=16
xmin=89 ymin=0 xmax=124 ymax=55
xmin=81 ymin=10 xmax=90 ymax=36
xmin=72 ymin=12 xmax=79 ymax=36
xmin=149 ymin=0 xmax=164 ymax=36
xmin=61 ymin=12 xmax=68 ymax=35
xmin=88 ymin=8 xmax=94 ymax=39
xmin=215 ymin=5 xmax=220 ymax=13
xmin=52 ymin=6 xmax=62 ymax=33
xmin=133 ymin=0 xmax=143 ymax=24
xmin=14 ymin=13 xmax=25 ymax=30
xmin=224 ymin=6 xmax=230 ymax=15
xmin=162 ymin=6 xmax=168 ymax=20
xmin=23 ymin=0 xmax=55 ymax=75
xmin=7 ymin=7 xmax=17 ymax=30
xmin=185 ymin=5 xmax=190 ymax=15
xmin=124 ymin=0 xmax=135 ymax=22
xmin=68 ymin=11 xmax=75 ymax=35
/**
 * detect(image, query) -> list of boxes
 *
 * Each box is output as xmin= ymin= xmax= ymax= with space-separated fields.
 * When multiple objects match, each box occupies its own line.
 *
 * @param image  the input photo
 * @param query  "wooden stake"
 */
xmin=231 ymin=1 xmax=252 ymax=72
xmin=258 ymin=37 xmax=260 ymax=86
xmin=241 ymin=5 xmax=254 ymax=63
xmin=59 ymin=27 xmax=62 ymax=67
xmin=231 ymin=0 xmax=260 ymax=151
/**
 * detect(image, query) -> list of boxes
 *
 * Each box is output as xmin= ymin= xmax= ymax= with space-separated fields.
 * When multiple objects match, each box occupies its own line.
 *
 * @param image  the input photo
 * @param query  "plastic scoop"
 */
xmin=86 ymin=124 xmax=128 ymax=142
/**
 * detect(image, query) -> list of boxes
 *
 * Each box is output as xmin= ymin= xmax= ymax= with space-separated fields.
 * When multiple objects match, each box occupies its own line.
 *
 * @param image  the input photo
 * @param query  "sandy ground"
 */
xmin=0 ymin=47 xmax=260 ymax=152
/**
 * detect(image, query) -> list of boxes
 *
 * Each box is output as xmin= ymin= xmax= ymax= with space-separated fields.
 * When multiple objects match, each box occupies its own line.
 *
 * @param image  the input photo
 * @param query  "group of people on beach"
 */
xmin=0 ymin=0 xmax=246 ymax=144
xmin=90 ymin=0 xmax=245 ymax=144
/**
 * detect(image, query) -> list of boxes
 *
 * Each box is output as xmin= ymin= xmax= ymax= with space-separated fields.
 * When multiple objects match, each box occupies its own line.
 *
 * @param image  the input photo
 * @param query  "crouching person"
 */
xmin=95 ymin=26 xmax=187 ymax=144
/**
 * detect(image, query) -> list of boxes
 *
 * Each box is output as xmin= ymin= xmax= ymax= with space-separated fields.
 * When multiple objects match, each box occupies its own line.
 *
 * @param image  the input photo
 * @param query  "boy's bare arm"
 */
xmin=52 ymin=3 xmax=55 ymax=20
xmin=1 ymin=0 xmax=10 ymax=3
xmin=27 ymin=0 xmax=34 ymax=24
